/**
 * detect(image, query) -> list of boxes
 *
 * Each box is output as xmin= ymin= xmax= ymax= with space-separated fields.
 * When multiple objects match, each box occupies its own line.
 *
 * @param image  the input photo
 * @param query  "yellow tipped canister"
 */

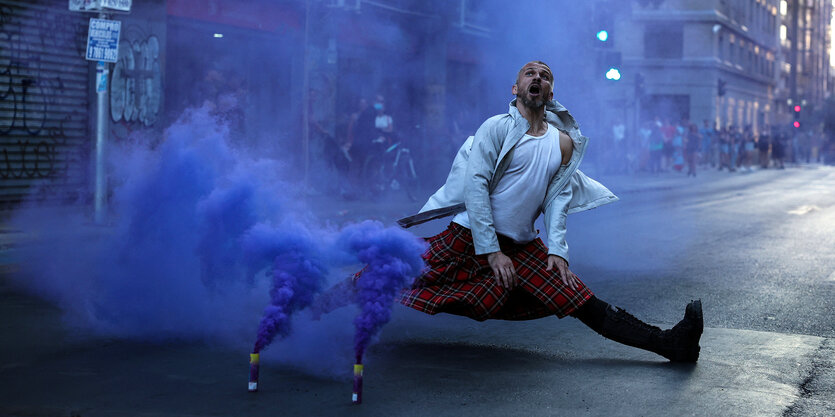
xmin=352 ymin=363 xmax=364 ymax=404
xmin=248 ymin=352 xmax=260 ymax=392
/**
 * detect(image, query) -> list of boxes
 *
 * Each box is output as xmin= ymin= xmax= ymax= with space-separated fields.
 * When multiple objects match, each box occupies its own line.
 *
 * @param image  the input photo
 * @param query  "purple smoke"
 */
xmin=9 ymin=102 xmax=429 ymax=375
xmin=335 ymin=221 xmax=427 ymax=360
xmin=251 ymin=232 xmax=327 ymax=353
xmin=9 ymin=105 xmax=300 ymax=343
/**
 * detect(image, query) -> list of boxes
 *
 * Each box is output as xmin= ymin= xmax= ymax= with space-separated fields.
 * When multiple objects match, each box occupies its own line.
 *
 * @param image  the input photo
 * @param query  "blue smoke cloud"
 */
xmin=8 ymin=104 xmax=427 ymax=376
xmin=335 ymin=221 xmax=427 ymax=360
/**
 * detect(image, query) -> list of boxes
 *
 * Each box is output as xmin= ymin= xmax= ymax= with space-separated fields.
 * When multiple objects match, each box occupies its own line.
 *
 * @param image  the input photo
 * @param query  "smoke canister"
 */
xmin=248 ymin=352 xmax=260 ymax=392
xmin=352 ymin=363 xmax=363 ymax=404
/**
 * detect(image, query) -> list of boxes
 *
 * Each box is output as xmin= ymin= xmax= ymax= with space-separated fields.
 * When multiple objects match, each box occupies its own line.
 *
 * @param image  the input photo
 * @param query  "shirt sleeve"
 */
xmin=464 ymin=117 xmax=504 ymax=255
xmin=543 ymin=179 xmax=572 ymax=263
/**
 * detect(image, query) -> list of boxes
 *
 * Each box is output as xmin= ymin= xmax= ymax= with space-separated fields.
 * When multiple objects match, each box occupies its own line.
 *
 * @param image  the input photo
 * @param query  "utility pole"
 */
xmin=302 ymin=0 xmax=312 ymax=190
xmin=71 ymin=0 xmax=129 ymax=224
xmin=94 ymin=11 xmax=110 ymax=225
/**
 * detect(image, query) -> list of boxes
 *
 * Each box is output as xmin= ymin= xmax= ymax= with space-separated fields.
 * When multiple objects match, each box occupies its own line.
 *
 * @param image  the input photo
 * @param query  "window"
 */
xmin=780 ymin=0 xmax=787 ymax=16
xmin=644 ymin=25 xmax=684 ymax=59
xmin=780 ymin=24 xmax=787 ymax=41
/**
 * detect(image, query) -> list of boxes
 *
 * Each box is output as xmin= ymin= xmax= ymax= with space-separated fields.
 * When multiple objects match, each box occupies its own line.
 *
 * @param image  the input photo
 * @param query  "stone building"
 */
xmin=616 ymin=0 xmax=783 ymax=132
xmin=774 ymin=0 xmax=832 ymax=127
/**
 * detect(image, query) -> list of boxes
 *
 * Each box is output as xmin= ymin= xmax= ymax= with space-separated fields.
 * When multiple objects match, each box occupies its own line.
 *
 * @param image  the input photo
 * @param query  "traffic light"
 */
xmin=793 ymin=104 xmax=801 ymax=128
xmin=592 ymin=2 xmax=619 ymax=81
xmin=596 ymin=30 xmax=609 ymax=42
xmin=597 ymin=50 xmax=622 ymax=81
xmin=593 ymin=8 xmax=614 ymax=48
xmin=717 ymin=78 xmax=727 ymax=96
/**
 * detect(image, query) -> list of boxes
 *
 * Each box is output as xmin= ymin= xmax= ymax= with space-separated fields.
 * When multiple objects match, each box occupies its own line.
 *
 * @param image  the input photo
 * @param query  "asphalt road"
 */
xmin=1 ymin=165 xmax=833 ymax=416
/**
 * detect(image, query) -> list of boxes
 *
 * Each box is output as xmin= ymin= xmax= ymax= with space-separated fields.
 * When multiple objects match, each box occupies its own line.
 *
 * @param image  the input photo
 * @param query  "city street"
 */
xmin=1 ymin=166 xmax=834 ymax=416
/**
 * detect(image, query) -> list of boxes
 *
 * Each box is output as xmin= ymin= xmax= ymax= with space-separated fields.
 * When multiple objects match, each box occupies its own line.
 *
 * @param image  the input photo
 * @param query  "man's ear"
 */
xmin=512 ymin=84 xmax=518 ymax=95
xmin=548 ymin=91 xmax=554 ymax=101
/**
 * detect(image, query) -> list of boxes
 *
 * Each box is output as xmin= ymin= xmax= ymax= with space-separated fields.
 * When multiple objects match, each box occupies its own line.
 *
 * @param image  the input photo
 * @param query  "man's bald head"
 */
xmin=516 ymin=61 xmax=553 ymax=85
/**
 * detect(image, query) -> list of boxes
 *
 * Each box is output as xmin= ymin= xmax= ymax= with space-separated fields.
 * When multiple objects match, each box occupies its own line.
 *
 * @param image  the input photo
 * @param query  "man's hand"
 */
xmin=487 ymin=251 xmax=517 ymax=289
xmin=546 ymin=255 xmax=580 ymax=291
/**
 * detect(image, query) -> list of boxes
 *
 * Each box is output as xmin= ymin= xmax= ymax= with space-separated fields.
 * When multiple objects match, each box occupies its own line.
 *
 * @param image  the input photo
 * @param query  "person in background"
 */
xmin=699 ymin=120 xmax=715 ymax=167
xmin=671 ymin=119 xmax=686 ymax=172
xmin=661 ymin=118 xmax=675 ymax=171
xmin=373 ymin=94 xmax=395 ymax=145
xmin=685 ymin=123 xmax=700 ymax=177
xmin=740 ymin=125 xmax=755 ymax=172
xmin=648 ymin=117 xmax=665 ymax=174
xmin=638 ymin=120 xmax=653 ymax=172
xmin=758 ymin=129 xmax=771 ymax=169
xmin=772 ymin=130 xmax=786 ymax=169
xmin=729 ymin=126 xmax=740 ymax=172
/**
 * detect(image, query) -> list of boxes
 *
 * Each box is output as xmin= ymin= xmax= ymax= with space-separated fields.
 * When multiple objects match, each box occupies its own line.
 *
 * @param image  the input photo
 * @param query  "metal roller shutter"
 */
xmin=0 ymin=0 xmax=90 ymax=209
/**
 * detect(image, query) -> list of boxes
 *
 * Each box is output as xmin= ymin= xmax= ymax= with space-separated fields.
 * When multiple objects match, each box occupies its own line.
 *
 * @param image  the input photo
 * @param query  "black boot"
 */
xmin=574 ymin=298 xmax=703 ymax=362
xmin=602 ymin=299 xmax=703 ymax=362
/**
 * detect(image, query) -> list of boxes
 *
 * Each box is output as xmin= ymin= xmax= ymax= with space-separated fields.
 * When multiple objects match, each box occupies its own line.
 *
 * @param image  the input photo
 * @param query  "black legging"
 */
xmin=570 ymin=295 xmax=610 ymax=333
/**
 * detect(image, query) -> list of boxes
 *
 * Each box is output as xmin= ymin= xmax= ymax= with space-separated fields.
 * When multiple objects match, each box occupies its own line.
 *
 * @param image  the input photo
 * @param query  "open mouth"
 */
xmin=529 ymin=84 xmax=541 ymax=96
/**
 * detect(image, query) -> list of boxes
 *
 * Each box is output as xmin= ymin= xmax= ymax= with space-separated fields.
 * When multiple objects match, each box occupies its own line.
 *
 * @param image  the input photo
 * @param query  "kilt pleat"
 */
xmin=398 ymin=222 xmax=593 ymax=321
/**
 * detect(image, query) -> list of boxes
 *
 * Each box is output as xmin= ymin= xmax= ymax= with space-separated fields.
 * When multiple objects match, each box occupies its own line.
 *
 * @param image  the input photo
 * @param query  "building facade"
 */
xmin=616 ymin=0 xmax=783 ymax=132
xmin=775 ymin=0 xmax=832 ymax=127
xmin=0 ymin=0 xmax=495 ymax=209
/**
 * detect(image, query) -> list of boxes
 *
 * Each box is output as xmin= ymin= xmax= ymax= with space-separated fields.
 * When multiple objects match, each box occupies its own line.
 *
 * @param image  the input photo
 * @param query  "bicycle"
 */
xmin=361 ymin=138 xmax=419 ymax=202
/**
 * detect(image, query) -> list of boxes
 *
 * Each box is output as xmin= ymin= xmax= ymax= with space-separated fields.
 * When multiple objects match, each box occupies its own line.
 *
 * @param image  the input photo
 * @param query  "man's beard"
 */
xmin=518 ymin=91 xmax=546 ymax=109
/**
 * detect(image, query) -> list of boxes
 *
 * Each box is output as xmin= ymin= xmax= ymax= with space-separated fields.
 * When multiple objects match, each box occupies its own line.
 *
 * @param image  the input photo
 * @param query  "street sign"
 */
xmin=69 ymin=0 xmax=132 ymax=12
xmin=85 ymin=18 xmax=121 ymax=62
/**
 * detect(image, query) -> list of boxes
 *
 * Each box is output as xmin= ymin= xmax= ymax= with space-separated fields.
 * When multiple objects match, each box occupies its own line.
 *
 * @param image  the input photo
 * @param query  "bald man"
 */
xmin=395 ymin=61 xmax=703 ymax=362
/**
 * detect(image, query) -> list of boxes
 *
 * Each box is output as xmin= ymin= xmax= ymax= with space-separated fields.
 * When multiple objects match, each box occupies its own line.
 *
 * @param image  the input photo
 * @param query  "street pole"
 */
xmin=302 ymin=0 xmax=311 ymax=190
xmin=94 ymin=11 xmax=109 ymax=225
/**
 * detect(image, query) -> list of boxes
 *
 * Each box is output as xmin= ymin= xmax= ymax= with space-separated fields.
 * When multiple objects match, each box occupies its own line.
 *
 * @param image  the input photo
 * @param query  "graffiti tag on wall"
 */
xmin=0 ymin=4 xmax=88 ymax=182
xmin=111 ymin=26 xmax=162 ymax=127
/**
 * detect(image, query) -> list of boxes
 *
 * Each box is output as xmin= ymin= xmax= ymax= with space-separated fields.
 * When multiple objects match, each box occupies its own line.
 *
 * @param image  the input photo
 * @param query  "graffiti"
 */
xmin=111 ymin=26 xmax=162 ymax=127
xmin=0 ymin=4 xmax=88 ymax=182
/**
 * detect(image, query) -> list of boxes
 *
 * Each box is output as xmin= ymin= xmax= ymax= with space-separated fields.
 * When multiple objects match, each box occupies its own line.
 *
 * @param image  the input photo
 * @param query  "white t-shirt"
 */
xmin=375 ymin=115 xmax=393 ymax=130
xmin=453 ymin=124 xmax=562 ymax=243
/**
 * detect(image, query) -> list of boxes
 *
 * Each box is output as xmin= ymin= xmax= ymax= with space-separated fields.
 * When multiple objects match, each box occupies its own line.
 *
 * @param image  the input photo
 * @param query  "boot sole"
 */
xmin=667 ymin=345 xmax=700 ymax=362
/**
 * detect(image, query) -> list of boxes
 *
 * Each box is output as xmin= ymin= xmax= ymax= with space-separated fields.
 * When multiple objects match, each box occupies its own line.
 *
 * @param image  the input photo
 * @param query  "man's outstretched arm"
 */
xmin=543 ymin=181 xmax=581 ymax=291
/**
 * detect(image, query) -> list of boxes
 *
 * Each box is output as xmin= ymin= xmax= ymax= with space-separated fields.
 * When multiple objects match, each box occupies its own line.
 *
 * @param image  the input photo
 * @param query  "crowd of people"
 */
xmin=599 ymin=117 xmax=832 ymax=177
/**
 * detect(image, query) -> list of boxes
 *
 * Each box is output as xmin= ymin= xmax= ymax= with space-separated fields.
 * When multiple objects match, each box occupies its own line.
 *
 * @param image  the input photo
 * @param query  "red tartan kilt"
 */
xmin=399 ymin=222 xmax=593 ymax=321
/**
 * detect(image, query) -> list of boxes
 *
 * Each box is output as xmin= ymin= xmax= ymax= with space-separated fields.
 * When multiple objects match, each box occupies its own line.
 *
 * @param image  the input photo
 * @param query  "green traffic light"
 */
xmin=596 ymin=30 xmax=609 ymax=42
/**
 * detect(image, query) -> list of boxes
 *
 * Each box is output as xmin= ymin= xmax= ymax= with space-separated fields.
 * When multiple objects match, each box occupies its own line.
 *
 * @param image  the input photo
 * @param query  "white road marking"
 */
xmin=787 ymin=205 xmax=821 ymax=215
